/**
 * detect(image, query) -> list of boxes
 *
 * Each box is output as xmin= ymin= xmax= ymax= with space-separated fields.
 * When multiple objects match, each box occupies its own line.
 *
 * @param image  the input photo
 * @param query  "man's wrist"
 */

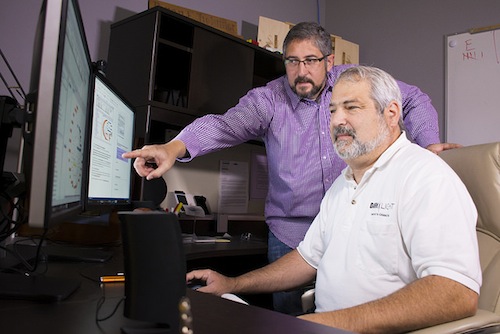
xmin=167 ymin=140 xmax=188 ymax=159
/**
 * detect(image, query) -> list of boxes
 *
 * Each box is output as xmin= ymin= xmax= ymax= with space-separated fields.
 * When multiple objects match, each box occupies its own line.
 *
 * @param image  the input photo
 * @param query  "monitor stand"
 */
xmin=42 ymin=243 xmax=113 ymax=262
xmin=0 ymin=272 xmax=80 ymax=302
xmin=0 ymin=242 xmax=111 ymax=302
xmin=1 ymin=242 xmax=113 ymax=265
xmin=0 ymin=242 xmax=80 ymax=302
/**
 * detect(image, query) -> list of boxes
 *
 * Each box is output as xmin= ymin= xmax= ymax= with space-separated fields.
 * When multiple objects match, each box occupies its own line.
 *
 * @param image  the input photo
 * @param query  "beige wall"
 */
xmin=162 ymin=143 xmax=266 ymax=214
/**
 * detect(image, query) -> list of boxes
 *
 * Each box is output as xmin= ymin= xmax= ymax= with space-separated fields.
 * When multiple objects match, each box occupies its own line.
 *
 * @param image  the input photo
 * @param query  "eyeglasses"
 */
xmin=283 ymin=55 xmax=329 ymax=68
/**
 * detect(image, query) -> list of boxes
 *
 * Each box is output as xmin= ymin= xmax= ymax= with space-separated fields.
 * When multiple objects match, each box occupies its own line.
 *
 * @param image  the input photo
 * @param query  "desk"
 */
xmin=178 ymin=214 xmax=268 ymax=240
xmin=184 ymin=239 xmax=267 ymax=261
xmin=0 ymin=244 xmax=350 ymax=334
xmin=0 ymin=289 xmax=350 ymax=334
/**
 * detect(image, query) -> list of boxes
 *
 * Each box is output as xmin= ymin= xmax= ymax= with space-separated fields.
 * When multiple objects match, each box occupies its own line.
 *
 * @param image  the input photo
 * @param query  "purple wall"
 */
xmin=0 ymin=0 xmax=324 ymax=171
xmin=325 ymin=0 xmax=500 ymax=142
xmin=2 ymin=0 xmax=499 ymax=170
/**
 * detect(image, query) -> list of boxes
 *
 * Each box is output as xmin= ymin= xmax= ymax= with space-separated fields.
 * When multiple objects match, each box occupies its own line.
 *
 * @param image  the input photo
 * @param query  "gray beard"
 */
xmin=333 ymin=118 xmax=390 ymax=160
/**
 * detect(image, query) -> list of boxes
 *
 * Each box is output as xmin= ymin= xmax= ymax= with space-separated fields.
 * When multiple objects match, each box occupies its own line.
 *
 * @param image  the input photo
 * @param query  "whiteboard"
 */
xmin=446 ymin=28 xmax=500 ymax=145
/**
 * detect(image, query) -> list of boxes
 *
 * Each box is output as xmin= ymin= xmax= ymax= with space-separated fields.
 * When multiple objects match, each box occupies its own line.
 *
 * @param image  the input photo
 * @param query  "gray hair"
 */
xmin=337 ymin=66 xmax=403 ymax=126
xmin=283 ymin=22 xmax=332 ymax=58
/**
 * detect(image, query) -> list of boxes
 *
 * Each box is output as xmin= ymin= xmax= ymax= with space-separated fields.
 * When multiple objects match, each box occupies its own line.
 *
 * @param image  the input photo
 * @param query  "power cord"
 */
xmin=0 ymin=191 xmax=25 ymax=242
xmin=95 ymin=282 xmax=125 ymax=323
xmin=0 ymin=230 xmax=49 ymax=275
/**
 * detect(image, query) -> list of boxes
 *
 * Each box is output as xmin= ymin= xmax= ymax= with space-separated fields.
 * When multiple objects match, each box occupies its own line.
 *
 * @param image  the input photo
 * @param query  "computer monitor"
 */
xmin=22 ymin=0 xmax=92 ymax=229
xmin=0 ymin=0 xmax=91 ymax=301
xmin=84 ymin=72 xmax=135 ymax=212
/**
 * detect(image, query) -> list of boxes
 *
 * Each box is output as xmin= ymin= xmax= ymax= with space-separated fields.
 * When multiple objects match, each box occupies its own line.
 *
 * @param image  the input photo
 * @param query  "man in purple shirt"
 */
xmin=123 ymin=22 xmax=459 ymax=315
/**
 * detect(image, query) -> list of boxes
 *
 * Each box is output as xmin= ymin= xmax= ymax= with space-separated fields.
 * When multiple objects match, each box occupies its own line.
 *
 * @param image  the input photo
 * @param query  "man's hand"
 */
xmin=426 ymin=142 xmax=462 ymax=154
xmin=122 ymin=140 xmax=187 ymax=180
xmin=186 ymin=269 xmax=236 ymax=296
xmin=186 ymin=250 xmax=316 ymax=298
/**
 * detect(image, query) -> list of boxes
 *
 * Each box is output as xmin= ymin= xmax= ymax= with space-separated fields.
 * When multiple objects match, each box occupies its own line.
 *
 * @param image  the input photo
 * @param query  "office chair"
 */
xmin=410 ymin=141 xmax=500 ymax=333
xmin=301 ymin=142 xmax=500 ymax=333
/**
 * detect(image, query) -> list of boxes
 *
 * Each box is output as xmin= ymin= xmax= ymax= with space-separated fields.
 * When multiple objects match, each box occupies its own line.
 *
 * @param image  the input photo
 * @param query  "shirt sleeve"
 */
xmin=397 ymin=80 xmax=440 ymax=148
xmin=174 ymin=85 xmax=274 ymax=160
xmin=400 ymin=156 xmax=481 ymax=293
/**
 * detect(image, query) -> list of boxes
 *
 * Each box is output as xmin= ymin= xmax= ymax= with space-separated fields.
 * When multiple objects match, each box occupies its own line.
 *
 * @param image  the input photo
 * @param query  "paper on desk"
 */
xmin=218 ymin=160 xmax=248 ymax=214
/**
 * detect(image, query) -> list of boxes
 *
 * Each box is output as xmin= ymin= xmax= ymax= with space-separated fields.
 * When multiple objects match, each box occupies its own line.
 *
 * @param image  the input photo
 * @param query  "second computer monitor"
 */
xmin=85 ymin=73 xmax=135 ymax=208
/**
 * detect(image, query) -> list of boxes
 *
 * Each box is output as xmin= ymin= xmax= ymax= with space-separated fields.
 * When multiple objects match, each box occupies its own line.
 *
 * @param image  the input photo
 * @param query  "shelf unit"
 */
xmin=107 ymin=7 xmax=285 ymax=144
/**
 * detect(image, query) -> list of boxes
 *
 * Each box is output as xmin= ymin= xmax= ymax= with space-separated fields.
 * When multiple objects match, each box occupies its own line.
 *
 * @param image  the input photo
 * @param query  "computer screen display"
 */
xmin=23 ymin=0 xmax=91 ymax=228
xmin=85 ymin=73 xmax=134 ymax=206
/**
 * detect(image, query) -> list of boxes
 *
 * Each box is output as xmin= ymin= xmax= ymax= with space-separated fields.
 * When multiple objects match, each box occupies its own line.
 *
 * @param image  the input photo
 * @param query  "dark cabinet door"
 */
xmin=188 ymin=27 xmax=254 ymax=116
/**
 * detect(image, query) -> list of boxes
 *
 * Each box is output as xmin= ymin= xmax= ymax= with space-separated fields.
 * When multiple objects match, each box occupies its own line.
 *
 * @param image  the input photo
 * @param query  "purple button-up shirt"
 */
xmin=176 ymin=64 xmax=439 ymax=248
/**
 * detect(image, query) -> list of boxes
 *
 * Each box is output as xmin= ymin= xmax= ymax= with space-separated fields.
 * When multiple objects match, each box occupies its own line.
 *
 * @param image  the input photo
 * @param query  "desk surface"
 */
xmin=0 ymin=288 xmax=350 ymax=334
xmin=184 ymin=239 xmax=267 ymax=261
xmin=0 ymin=242 xmax=349 ymax=334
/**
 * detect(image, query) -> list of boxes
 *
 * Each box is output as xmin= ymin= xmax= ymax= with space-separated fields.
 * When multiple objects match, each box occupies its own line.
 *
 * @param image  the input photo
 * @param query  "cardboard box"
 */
xmin=257 ymin=16 xmax=294 ymax=53
xmin=148 ymin=0 xmax=239 ymax=37
xmin=331 ymin=36 xmax=359 ymax=65
xmin=257 ymin=16 xmax=359 ymax=65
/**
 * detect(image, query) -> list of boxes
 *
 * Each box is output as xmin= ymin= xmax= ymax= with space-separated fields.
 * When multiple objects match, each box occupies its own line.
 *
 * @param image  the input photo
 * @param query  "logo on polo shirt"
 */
xmin=369 ymin=202 xmax=395 ymax=210
xmin=369 ymin=202 xmax=396 ymax=217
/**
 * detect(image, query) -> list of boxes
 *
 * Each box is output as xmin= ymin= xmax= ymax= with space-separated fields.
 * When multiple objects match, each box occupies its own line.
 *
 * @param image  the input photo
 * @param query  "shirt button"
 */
xmin=351 ymin=200 xmax=356 ymax=205
xmin=322 ymin=156 xmax=327 ymax=160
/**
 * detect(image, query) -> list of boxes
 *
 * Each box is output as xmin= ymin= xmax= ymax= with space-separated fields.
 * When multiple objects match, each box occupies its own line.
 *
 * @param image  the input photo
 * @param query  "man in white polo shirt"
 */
xmin=186 ymin=66 xmax=481 ymax=333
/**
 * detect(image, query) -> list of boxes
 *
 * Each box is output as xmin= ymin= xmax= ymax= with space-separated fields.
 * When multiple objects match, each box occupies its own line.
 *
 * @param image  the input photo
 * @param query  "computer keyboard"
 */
xmin=43 ymin=244 xmax=113 ymax=263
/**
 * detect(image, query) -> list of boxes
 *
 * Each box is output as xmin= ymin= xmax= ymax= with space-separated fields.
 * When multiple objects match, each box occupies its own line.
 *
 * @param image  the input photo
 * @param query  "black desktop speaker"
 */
xmin=141 ymin=177 xmax=168 ymax=208
xmin=119 ymin=211 xmax=186 ymax=332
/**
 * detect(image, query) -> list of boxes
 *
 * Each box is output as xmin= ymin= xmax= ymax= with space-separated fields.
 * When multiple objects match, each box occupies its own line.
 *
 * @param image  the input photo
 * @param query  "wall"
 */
xmin=5 ymin=0 xmax=498 ymax=206
xmin=1 ymin=0 xmax=324 ymax=101
xmin=325 ymin=0 xmax=500 ymax=143
xmin=1 ymin=0 xmax=148 ymax=172
xmin=0 ymin=0 xmax=323 ymax=213
xmin=162 ymin=143 xmax=267 ymax=214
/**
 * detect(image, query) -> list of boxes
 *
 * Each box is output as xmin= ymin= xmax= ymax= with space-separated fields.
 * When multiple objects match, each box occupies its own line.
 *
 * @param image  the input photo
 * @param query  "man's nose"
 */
xmin=297 ymin=61 xmax=309 ymax=74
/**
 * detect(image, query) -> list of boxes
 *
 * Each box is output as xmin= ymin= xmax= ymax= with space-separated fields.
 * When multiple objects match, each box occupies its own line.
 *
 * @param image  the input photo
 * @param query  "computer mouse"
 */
xmin=186 ymin=278 xmax=206 ymax=290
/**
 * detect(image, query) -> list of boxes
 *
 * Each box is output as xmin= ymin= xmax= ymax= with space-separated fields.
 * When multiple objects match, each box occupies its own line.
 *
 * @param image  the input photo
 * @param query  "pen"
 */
xmin=173 ymin=202 xmax=183 ymax=215
xmin=100 ymin=272 xmax=125 ymax=283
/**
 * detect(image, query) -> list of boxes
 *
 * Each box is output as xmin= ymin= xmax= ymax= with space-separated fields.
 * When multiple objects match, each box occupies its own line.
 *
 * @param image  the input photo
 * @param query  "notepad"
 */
xmin=182 ymin=234 xmax=231 ymax=244
xmin=194 ymin=236 xmax=231 ymax=243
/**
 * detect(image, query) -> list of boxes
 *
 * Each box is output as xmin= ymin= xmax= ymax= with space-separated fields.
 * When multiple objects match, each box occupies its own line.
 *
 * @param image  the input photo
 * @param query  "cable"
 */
xmin=0 ymin=231 xmax=49 ymax=276
xmin=0 ymin=189 xmax=50 ymax=275
xmin=15 ymin=231 xmax=48 ymax=274
xmin=317 ymin=0 xmax=321 ymax=25
xmin=0 ymin=48 xmax=26 ymax=103
xmin=95 ymin=283 xmax=125 ymax=323
xmin=0 ymin=195 xmax=25 ymax=242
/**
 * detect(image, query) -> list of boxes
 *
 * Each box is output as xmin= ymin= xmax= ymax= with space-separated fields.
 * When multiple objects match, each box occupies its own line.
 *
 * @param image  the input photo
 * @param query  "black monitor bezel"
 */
xmin=82 ymin=71 xmax=136 ymax=212
xmin=23 ymin=0 xmax=92 ymax=229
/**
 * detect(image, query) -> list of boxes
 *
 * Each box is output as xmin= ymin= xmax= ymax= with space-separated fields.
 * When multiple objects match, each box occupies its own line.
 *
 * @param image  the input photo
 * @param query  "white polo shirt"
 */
xmin=297 ymin=134 xmax=482 ymax=313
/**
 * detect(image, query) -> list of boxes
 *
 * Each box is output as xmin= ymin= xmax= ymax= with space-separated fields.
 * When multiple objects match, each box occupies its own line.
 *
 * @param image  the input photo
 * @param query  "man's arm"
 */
xmin=186 ymin=249 xmax=317 ymax=296
xmin=397 ymin=81 xmax=440 ymax=148
xmin=385 ymin=81 xmax=462 ymax=154
xmin=299 ymin=275 xmax=478 ymax=333
xmin=427 ymin=142 xmax=462 ymax=154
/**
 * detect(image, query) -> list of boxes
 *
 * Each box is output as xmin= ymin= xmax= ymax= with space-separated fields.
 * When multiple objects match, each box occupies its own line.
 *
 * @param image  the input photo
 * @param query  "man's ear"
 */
xmin=385 ymin=100 xmax=402 ymax=128
xmin=326 ymin=54 xmax=335 ymax=71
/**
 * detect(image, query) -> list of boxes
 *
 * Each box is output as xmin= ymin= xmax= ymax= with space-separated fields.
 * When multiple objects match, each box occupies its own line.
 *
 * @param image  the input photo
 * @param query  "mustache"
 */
xmin=294 ymin=76 xmax=314 ymax=85
xmin=333 ymin=126 xmax=356 ymax=140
